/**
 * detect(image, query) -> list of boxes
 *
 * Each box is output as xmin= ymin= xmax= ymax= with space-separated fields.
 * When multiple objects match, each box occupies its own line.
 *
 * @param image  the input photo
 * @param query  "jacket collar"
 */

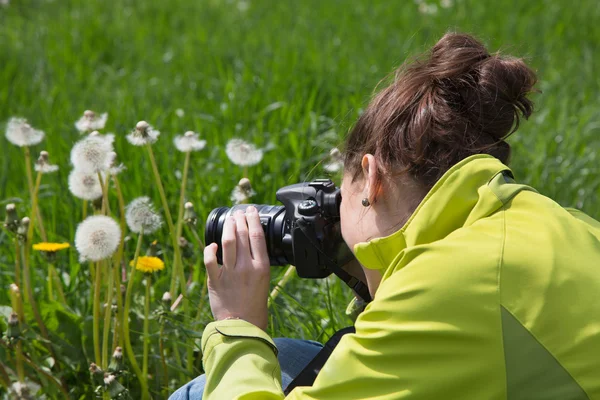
xmin=353 ymin=155 xmax=518 ymax=273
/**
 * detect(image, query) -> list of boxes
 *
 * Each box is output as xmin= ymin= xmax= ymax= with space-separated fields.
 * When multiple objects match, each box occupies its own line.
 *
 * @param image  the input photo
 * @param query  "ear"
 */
xmin=361 ymin=154 xmax=378 ymax=203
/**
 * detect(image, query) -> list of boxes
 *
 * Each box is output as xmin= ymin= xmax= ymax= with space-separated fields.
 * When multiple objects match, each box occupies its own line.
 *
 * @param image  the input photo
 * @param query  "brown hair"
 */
xmin=343 ymin=32 xmax=538 ymax=190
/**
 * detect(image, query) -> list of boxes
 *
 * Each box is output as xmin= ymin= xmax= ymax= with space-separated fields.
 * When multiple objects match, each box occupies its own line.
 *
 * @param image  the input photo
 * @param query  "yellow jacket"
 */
xmin=201 ymin=155 xmax=600 ymax=399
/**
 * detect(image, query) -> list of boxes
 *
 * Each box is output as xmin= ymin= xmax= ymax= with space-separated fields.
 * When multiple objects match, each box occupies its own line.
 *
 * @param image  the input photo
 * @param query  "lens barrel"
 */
xmin=204 ymin=204 xmax=290 ymax=266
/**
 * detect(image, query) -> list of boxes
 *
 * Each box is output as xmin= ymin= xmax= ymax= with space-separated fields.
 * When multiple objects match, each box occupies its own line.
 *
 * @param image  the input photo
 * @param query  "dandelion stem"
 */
xmin=159 ymin=323 xmax=169 ymax=398
xmin=0 ymin=362 xmax=10 ymax=388
xmin=21 ymin=244 xmax=57 ymax=365
xmin=47 ymin=265 xmax=55 ymax=302
xmin=24 ymin=148 xmax=47 ymax=241
xmin=172 ymin=151 xmax=191 ymax=296
xmin=102 ymin=263 xmax=115 ymax=370
xmin=93 ymin=260 xmax=103 ymax=365
xmin=123 ymin=229 xmax=150 ymax=400
xmin=142 ymin=274 xmax=151 ymax=385
xmin=14 ymin=240 xmax=21 ymax=292
xmin=9 ymin=289 xmax=25 ymax=384
xmin=20 ymin=351 xmax=70 ymax=398
xmin=82 ymin=199 xmax=88 ymax=220
xmin=145 ymin=144 xmax=183 ymax=298
xmin=97 ymin=171 xmax=108 ymax=216
xmin=268 ymin=265 xmax=296 ymax=306
xmin=26 ymin=171 xmax=43 ymax=243
xmin=50 ymin=264 xmax=67 ymax=305
xmin=113 ymin=175 xmax=127 ymax=349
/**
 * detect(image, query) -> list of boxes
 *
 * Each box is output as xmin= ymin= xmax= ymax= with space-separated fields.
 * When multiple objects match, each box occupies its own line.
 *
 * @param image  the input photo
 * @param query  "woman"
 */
xmin=172 ymin=33 xmax=600 ymax=399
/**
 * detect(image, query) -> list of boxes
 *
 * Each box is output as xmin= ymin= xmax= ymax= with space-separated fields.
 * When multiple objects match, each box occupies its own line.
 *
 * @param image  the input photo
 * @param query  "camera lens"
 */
xmin=204 ymin=204 xmax=291 ymax=266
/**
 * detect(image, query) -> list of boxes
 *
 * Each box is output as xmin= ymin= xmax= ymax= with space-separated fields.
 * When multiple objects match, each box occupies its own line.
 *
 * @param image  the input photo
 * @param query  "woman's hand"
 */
xmin=204 ymin=206 xmax=271 ymax=331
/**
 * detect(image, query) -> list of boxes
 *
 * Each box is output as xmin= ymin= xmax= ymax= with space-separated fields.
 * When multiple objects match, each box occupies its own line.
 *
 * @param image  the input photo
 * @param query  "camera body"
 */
xmin=204 ymin=179 xmax=355 ymax=278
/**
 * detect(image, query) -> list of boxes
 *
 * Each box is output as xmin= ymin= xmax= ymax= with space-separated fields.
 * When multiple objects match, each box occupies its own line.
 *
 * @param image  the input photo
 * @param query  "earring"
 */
xmin=361 ymin=197 xmax=370 ymax=207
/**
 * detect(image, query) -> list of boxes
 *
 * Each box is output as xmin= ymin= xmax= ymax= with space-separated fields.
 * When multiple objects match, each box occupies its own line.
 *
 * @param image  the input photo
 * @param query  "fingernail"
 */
xmin=247 ymin=206 xmax=256 ymax=214
xmin=234 ymin=210 xmax=244 ymax=217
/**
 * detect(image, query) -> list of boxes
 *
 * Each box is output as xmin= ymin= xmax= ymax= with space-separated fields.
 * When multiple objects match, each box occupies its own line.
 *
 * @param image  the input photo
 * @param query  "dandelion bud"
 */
xmin=9 ymin=283 xmax=19 ymax=294
xmin=84 ymin=110 xmax=96 ymax=119
xmin=108 ymin=346 xmax=123 ymax=372
xmin=4 ymin=203 xmax=19 ymax=233
xmin=239 ymin=177 xmax=252 ymax=192
xmin=89 ymin=363 xmax=104 ymax=385
xmin=104 ymin=373 xmax=127 ymax=397
xmin=183 ymin=202 xmax=197 ymax=226
xmin=17 ymin=217 xmax=29 ymax=242
xmin=136 ymin=120 xmax=149 ymax=131
xmin=120 ymin=284 xmax=126 ymax=295
xmin=35 ymin=150 xmax=59 ymax=174
xmin=162 ymin=291 xmax=171 ymax=303
xmin=125 ymin=197 xmax=162 ymax=234
xmin=7 ymin=312 xmax=20 ymax=338
xmin=179 ymin=236 xmax=193 ymax=258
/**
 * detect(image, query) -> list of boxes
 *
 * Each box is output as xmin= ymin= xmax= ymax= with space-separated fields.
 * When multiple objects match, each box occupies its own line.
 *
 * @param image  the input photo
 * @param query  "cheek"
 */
xmin=340 ymin=198 xmax=357 ymax=249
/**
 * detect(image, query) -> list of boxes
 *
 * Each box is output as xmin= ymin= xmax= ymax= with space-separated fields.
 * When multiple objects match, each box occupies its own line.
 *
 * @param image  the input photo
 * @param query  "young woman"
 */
xmin=171 ymin=33 xmax=600 ymax=399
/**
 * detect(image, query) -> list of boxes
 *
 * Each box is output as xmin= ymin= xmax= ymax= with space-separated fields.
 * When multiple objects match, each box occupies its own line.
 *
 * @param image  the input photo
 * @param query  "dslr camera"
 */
xmin=205 ymin=179 xmax=370 ymax=301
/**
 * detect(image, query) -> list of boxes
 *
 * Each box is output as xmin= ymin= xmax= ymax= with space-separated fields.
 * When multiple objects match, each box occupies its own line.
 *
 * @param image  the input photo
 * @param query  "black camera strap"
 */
xmin=283 ymin=326 xmax=356 ymax=395
xmin=297 ymin=220 xmax=372 ymax=303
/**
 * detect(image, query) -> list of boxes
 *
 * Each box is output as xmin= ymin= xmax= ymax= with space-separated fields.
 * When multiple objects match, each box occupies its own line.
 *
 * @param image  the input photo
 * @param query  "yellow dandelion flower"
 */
xmin=130 ymin=256 xmax=164 ymax=273
xmin=32 ymin=242 xmax=71 ymax=253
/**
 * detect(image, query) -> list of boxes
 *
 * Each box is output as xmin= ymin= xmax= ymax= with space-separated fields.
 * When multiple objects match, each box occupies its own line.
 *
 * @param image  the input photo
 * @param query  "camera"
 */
xmin=205 ymin=179 xmax=355 ymax=279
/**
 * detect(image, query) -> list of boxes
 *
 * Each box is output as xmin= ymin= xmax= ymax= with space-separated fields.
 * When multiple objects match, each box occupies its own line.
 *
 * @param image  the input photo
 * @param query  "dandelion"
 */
xmin=130 ymin=256 xmax=165 ymax=273
xmin=70 ymin=135 xmax=113 ymax=173
xmin=183 ymin=202 xmax=197 ymax=226
xmin=104 ymin=372 xmax=127 ymax=397
xmin=125 ymin=197 xmax=163 ymax=234
xmin=162 ymin=291 xmax=171 ymax=303
xmin=323 ymin=147 xmax=344 ymax=173
xmin=4 ymin=203 xmax=19 ymax=234
xmin=231 ymin=177 xmax=256 ymax=204
xmin=175 ymin=108 xmax=185 ymax=118
xmin=226 ymin=138 xmax=263 ymax=167
xmin=126 ymin=120 xmax=160 ymax=146
xmin=75 ymin=110 xmax=108 ymax=133
xmin=33 ymin=150 xmax=59 ymax=174
xmin=418 ymin=2 xmax=438 ymax=14
xmin=5 ymin=117 xmax=45 ymax=147
xmin=108 ymin=346 xmax=124 ymax=372
xmin=33 ymin=242 xmax=70 ymax=253
xmin=174 ymin=131 xmax=206 ymax=152
xmin=75 ymin=215 xmax=121 ymax=262
xmin=68 ymin=169 xmax=103 ymax=200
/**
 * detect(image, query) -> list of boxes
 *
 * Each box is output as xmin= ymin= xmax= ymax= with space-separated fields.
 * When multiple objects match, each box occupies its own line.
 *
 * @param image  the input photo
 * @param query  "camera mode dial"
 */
xmin=298 ymin=199 xmax=319 ymax=216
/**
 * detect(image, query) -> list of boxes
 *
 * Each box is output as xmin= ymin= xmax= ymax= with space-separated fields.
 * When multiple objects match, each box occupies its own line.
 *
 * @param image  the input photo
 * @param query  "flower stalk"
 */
xmin=102 ymin=263 xmax=115 ymax=370
xmin=122 ymin=228 xmax=150 ymax=399
xmin=268 ymin=265 xmax=296 ymax=305
xmin=142 ymin=274 xmax=151 ymax=385
xmin=93 ymin=260 xmax=103 ymax=365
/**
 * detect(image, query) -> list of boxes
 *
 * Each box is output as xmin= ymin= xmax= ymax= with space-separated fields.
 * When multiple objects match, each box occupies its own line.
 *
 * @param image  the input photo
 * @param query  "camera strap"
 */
xmin=283 ymin=326 xmax=356 ymax=395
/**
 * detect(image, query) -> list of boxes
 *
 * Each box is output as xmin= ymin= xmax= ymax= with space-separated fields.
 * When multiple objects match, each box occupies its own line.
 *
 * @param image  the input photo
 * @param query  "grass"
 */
xmin=0 ymin=0 xmax=599 ymax=397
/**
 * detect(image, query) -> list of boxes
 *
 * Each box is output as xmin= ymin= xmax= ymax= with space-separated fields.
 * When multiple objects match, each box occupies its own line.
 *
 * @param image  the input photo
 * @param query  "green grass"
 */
xmin=1 ymin=0 xmax=599 ymax=397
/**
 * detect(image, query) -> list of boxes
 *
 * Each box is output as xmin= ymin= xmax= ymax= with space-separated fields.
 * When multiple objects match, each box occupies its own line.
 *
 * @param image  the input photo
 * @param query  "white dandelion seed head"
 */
xmin=34 ymin=150 xmax=59 ymax=174
xmin=184 ymin=202 xmax=193 ymax=210
xmin=125 ymin=196 xmax=163 ymax=234
xmin=105 ymin=152 xmax=126 ymax=175
xmin=6 ymin=203 xmax=16 ymax=212
xmin=126 ymin=120 xmax=160 ymax=146
xmin=10 ymin=380 xmax=39 ymax=398
xmin=440 ymin=0 xmax=453 ymax=8
xmin=75 ymin=215 xmax=121 ymax=262
xmin=20 ymin=217 xmax=30 ymax=227
xmin=225 ymin=138 xmax=263 ymax=167
xmin=230 ymin=178 xmax=256 ymax=205
xmin=68 ymin=169 xmax=103 ymax=200
xmin=70 ymin=135 xmax=113 ymax=173
xmin=9 ymin=283 xmax=19 ymax=294
xmin=5 ymin=117 xmax=45 ymax=147
xmin=323 ymin=147 xmax=344 ymax=173
xmin=75 ymin=110 xmax=108 ymax=133
xmin=174 ymin=131 xmax=207 ymax=152
xmin=175 ymin=108 xmax=185 ymax=118
xmin=162 ymin=291 xmax=171 ymax=302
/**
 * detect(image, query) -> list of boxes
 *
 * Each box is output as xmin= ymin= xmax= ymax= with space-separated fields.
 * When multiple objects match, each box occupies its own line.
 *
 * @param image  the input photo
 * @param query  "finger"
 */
xmin=222 ymin=215 xmax=237 ymax=268
xmin=246 ymin=206 xmax=268 ymax=264
xmin=233 ymin=209 xmax=251 ymax=265
xmin=204 ymin=243 xmax=220 ymax=281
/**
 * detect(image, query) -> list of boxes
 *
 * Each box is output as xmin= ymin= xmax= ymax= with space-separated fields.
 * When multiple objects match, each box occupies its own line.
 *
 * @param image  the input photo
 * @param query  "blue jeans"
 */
xmin=169 ymin=338 xmax=323 ymax=399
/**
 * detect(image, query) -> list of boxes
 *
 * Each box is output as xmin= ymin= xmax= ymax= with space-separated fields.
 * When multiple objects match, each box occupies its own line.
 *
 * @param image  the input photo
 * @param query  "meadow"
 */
xmin=1 ymin=0 xmax=599 ymax=398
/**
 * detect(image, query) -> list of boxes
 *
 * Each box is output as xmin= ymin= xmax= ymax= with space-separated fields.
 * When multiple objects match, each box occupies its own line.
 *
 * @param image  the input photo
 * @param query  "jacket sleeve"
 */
xmin=203 ymin=251 xmax=503 ymax=399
